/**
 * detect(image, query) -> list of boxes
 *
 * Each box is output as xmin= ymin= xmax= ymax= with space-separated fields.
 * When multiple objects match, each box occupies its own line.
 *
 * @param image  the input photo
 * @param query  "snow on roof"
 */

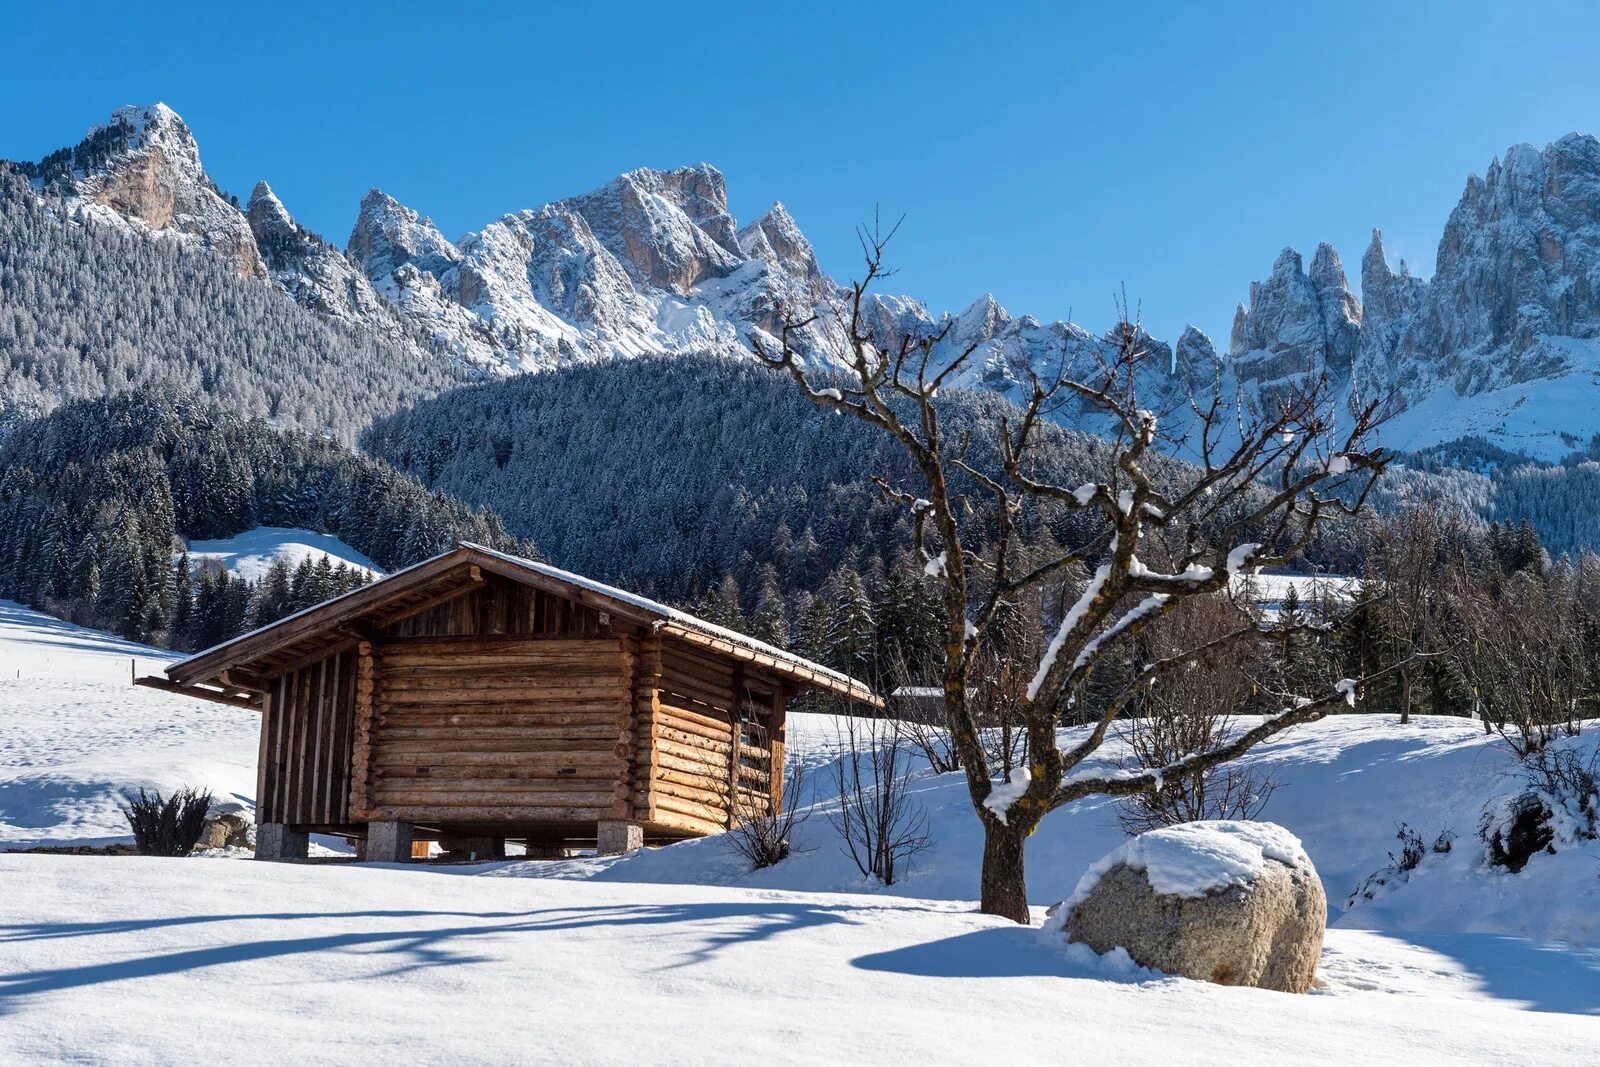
xmin=462 ymin=544 xmax=869 ymax=694
xmin=169 ymin=543 xmax=870 ymax=698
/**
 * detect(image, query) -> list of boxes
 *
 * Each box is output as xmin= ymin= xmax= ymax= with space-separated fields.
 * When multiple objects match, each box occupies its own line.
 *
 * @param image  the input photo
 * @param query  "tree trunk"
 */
xmin=980 ymin=820 xmax=1031 ymax=924
xmin=1400 ymin=669 xmax=1412 ymax=726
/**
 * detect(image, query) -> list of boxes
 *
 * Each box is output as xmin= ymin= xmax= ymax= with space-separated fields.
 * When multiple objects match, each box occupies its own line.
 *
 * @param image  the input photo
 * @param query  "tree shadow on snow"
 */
xmin=0 ymin=901 xmax=853 ymax=1012
xmin=1396 ymin=932 xmax=1600 ymax=1016
xmin=853 ymin=925 xmax=1157 ymax=983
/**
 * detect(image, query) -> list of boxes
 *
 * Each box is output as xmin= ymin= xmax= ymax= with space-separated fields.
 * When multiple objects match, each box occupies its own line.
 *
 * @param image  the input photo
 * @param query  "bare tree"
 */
xmin=726 ymin=749 xmax=814 ymax=871
xmin=1449 ymin=564 xmax=1588 ymax=757
xmin=1367 ymin=502 xmax=1453 ymax=724
xmin=829 ymin=711 xmax=932 ymax=885
xmin=753 ymin=221 xmax=1390 ymax=922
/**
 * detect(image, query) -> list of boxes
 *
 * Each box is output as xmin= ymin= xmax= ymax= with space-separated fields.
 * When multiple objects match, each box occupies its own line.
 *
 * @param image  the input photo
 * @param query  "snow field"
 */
xmin=1 ymin=602 xmax=1598 ymax=1061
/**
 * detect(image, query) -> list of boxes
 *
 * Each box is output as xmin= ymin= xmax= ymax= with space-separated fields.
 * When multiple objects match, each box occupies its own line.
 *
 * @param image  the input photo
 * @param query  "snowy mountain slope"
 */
xmin=245 ymin=181 xmax=419 ymax=346
xmin=14 ymin=104 xmax=1600 ymax=459
xmin=572 ymin=712 xmax=1600 ymax=947
xmin=184 ymin=527 xmax=382 ymax=582
xmin=0 ymin=601 xmax=258 ymax=849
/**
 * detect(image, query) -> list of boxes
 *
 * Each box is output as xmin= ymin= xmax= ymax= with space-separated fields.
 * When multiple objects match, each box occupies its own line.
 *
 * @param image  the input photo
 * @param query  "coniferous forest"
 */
xmin=0 ymin=388 xmax=524 ymax=649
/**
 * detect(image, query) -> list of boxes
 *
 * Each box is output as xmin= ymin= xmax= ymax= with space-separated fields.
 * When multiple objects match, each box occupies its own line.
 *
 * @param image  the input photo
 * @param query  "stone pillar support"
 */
xmin=366 ymin=821 xmax=416 ymax=864
xmin=254 ymin=823 xmax=309 ymax=862
xmin=596 ymin=820 xmax=644 ymax=856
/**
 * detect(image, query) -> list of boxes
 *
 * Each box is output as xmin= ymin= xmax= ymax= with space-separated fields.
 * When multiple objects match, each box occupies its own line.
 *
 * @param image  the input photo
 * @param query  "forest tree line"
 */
xmin=0 ymin=388 xmax=526 ymax=649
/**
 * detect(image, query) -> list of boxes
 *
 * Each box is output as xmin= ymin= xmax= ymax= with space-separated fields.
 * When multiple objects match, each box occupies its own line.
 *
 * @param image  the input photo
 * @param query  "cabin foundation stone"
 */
xmin=596 ymin=820 xmax=644 ymax=855
xmin=254 ymin=823 xmax=308 ymax=861
xmin=366 ymin=821 xmax=416 ymax=863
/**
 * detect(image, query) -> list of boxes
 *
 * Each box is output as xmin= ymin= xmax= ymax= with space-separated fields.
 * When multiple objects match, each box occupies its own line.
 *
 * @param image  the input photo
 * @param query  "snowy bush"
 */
xmin=726 ymin=754 xmax=814 ymax=872
xmin=121 ymin=787 xmax=214 ymax=857
xmin=1480 ymin=747 xmax=1599 ymax=872
xmin=1347 ymin=823 xmax=1454 ymax=906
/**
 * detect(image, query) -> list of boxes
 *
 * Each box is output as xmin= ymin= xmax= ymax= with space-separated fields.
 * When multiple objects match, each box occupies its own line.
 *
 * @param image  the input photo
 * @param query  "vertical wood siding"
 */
xmin=258 ymin=647 xmax=357 ymax=826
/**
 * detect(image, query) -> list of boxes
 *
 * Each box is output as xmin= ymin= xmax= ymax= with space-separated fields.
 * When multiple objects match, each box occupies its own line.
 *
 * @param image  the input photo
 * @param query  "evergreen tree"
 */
xmin=749 ymin=565 xmax=790 ymax=648
xmin=824 ymin=565 xmax=875 ymax=674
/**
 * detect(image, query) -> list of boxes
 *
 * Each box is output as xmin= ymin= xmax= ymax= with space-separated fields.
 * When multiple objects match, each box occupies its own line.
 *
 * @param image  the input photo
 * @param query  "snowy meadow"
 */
xmin=2 ymin=602 xmax=1597 ymax=1062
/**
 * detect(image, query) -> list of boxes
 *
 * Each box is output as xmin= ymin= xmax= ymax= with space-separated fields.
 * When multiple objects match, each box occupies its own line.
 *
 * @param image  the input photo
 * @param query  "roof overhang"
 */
xmin=157 ymin=544 xmax=878 ymax=706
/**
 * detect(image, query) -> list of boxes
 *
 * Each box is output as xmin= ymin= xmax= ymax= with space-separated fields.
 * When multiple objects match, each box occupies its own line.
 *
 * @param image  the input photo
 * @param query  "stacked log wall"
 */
xmin=645 ymin=640 xmax=778 ymax=836
xmin=359 ymin=636 xmax=630 ymax=824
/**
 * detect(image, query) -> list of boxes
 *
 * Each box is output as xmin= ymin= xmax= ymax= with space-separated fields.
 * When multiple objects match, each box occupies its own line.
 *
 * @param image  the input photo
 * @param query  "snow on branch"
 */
xmin=982 ymin=765 xmax=1032 ymax=825
xmin=1027 ymin=559 xmax=1112 ymax=701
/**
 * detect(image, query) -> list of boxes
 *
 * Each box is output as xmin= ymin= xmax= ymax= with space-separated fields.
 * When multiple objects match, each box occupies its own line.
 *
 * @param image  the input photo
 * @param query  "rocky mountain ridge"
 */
xmin=1229 ymin=133 xmax=1600 ymax=458
xmin=10 ymin=104 xmax=1600 ymax=458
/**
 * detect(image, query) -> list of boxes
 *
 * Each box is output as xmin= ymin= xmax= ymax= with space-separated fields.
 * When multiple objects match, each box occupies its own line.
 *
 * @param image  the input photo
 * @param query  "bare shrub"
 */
xmin=1348 ymin=822 xmax=1455 ymax=905
xmin=830 ymin=712 xmax=931 ymax=885
xmin=1116 ymin=593 xmax=1277 ymax=834
xmin=1449 ymin=567 xmax=1588 ymax=756
xmin=122 ymin=786 xmax=213 ymax=856
xmin=726 ymin=752 xmax=814 ymax=871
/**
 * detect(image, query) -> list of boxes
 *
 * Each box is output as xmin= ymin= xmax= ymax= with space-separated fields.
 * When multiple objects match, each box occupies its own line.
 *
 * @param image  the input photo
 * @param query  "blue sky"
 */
xmin=6 ymin=1 xmax=1599 ymax=345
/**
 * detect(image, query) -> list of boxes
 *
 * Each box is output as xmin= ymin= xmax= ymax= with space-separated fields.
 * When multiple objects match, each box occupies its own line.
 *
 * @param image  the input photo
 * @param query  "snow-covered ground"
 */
xmin=0 ymin=601 xmax=259 ymax=849
xmin=1 ymin=603 xmax=1597 ymax=1060
xmin=184 ymin=527 xmax=381 ymax=581
xmin=3 ymin=856 xmax=1596 ymax=1064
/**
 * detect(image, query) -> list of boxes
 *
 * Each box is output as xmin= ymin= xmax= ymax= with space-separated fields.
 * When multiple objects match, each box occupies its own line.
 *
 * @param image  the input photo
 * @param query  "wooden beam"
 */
xmin=368 ymin=573 xmax=485 ymax=630
xmin=659 ymin=625 xmax=881 ymax=706
xmin=220 ymin=668 xmax=269 ymax=692
xmin=134 ymin=676 xmax=260 ymax=709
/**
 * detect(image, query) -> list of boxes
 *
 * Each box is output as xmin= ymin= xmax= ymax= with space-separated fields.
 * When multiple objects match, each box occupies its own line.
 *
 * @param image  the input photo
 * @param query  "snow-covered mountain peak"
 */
xmin=7 ymin=102 xmax=264 ymax=278
xmin=1269 ymin=246 xmax=1304 ymax=278
xmin=245 ymin=180 xmax=293 ymax=236
xmin=737 ymin=201 xmax=826 ymax=289
xmin=557 ymin=163 xmax=744 ymax=295
xmin=241 ymin=179 xmax=418 ymax=341
xmin=100 ymin=102 xmax=193 ymax=159
xmin=347 ymin=188 xmax=461 ymax=285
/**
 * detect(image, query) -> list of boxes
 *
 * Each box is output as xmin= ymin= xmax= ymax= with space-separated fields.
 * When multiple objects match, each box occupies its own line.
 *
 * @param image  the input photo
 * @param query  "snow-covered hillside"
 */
xmin=1 ymin=604 xmax=1598 ymax=1058
xmin=578 ymin=713 xmax=1598 ymax=947
xmin=184 ymin=527 xmax=381 ymax=582
xmin=0 ymin=601 xmax=258 ymax=848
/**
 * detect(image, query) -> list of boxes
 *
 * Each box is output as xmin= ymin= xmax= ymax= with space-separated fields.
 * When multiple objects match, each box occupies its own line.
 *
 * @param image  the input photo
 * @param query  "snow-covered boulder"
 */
xmin=193 ymin=802 xmax=253 ymax=851
xmin=1051 ymin=820 xmax=1325 ymax=993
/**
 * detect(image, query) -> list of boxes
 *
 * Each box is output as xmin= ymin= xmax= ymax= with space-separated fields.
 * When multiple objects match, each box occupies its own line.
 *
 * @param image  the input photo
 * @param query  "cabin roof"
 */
xmin=159 ymin=543 xmax=876 ymax=704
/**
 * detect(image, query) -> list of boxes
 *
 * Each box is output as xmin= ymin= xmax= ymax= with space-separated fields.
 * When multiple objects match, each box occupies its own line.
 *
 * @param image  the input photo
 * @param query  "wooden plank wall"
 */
xmin=258 ymin=648 xmax=358 ymax=827
xmin=360 ymin=635 xmax=631 ymax=824
xmin=645 ymin=640 xmax=778 ymax=836
xmin=385 ymin=581 xmax=610 ymax=639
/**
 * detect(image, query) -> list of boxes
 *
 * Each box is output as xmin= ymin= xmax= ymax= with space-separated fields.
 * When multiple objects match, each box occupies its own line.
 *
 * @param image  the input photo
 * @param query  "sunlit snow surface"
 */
xmin=183 ymin=527 xmax=381 ymax=582
xmin=0 ymin=601 xmax=257 ymax=848
xmin=1376 ymin=336 xmax=1600 ymax=462
xmin=1 ymin=603 xmax=1598 ymax=1060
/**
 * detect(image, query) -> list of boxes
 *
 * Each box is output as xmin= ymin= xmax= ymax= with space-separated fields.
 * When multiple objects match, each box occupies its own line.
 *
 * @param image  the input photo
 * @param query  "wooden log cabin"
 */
xmin=141 ymin=543 xmax=875 ymax=861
